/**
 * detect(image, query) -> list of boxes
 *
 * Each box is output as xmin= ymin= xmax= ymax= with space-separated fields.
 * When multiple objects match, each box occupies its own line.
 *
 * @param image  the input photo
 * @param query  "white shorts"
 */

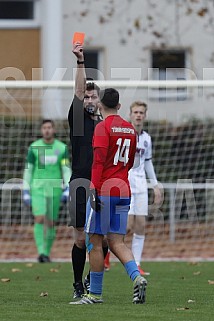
xmin=128 ymin=192 xmax=148 ymax=216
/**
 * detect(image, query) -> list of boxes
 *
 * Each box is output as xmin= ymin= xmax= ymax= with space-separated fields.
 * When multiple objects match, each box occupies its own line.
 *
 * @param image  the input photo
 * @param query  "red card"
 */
xmin=72 ymin=32 xmax=85 ymax=45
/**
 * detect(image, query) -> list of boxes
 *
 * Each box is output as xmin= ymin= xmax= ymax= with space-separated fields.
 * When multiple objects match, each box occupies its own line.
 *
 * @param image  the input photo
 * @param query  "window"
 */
xmin=151 ymin=49 xmax=188 ymax=101
xmin=152 ymin=50 xmax=185 ymax=70
xmin=0 ymin=1 xmax=34 ymax=20
xmin=84 ymin=50 xmax=102 ymax=81
xmin=0 ymin=0 xmax=40 ymax=28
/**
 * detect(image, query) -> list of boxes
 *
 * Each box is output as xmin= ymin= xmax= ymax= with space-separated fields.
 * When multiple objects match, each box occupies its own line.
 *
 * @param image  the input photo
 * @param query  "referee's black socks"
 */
xmin=72 ymin=243 xmax=86 ymax=284
xmin=102 ymin=245 xmax=109 ymax=260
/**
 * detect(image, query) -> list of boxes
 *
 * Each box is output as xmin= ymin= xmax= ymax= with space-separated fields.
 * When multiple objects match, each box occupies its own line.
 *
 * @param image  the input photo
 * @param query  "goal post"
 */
xmin=0 ymin=80 xmax=214 ymax=261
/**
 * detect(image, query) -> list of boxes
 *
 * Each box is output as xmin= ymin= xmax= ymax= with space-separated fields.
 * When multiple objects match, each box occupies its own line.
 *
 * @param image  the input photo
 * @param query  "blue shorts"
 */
xmin=85 ymin=196 xmax=130 ymax=235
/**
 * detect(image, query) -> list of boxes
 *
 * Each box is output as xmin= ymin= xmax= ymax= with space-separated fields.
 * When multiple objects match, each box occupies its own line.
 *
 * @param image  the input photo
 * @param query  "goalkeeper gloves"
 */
xmin=23 ymin=190 xmax=31 ymax=207
xmin=61 ymin=186 xmax=69 ymax=204
xmin=89 ymin=188 xmax=103 ymax=212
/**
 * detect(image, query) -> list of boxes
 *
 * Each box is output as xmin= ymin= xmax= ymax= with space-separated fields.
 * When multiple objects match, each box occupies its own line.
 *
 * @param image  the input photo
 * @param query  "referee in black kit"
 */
xmin=68 ymin=41 xmax=108 ymax=299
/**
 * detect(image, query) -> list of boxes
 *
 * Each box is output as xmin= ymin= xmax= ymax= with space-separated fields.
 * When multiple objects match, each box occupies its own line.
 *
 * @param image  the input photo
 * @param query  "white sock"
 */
xmin=132 ymin=234 xmax=145 ymax=266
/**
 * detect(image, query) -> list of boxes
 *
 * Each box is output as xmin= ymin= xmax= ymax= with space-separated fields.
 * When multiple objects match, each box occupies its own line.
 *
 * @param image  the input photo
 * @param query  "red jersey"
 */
xmin=91 ymin=115 xmax=136 ymax=197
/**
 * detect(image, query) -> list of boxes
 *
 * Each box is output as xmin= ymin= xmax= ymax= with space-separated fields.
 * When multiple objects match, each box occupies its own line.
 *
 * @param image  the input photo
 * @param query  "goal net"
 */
xmin=0 ymin=81 xmax=214 ymax=261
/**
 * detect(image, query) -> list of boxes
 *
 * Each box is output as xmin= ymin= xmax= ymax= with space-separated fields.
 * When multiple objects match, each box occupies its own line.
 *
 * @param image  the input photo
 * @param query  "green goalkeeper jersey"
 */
xmin=23 ymin=139 xmax=71 ymax=196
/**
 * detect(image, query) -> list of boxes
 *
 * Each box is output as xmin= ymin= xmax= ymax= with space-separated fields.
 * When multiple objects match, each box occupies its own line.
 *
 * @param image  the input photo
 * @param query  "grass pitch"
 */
xmin=0 ymin=262 xmax=213 ymax=321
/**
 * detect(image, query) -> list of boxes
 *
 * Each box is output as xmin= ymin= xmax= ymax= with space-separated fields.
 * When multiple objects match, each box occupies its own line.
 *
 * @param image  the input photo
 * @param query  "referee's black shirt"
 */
xmin=68 ymin=95 xmax=100 ymax=180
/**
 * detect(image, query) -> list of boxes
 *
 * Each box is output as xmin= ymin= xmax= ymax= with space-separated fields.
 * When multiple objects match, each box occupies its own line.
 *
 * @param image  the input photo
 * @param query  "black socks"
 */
xmin=72 ymin=243 xmax=86 ymax=284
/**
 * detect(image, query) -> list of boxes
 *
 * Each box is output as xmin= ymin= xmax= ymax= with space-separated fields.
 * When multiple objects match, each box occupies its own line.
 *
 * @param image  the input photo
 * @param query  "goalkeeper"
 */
xmin=23 ymin=120 xmax=71 ymax=263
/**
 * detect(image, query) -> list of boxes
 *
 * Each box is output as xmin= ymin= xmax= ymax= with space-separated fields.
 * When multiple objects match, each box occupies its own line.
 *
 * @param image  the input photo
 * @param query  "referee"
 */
xmin=68 ymin=41 xmax=108 ymax=299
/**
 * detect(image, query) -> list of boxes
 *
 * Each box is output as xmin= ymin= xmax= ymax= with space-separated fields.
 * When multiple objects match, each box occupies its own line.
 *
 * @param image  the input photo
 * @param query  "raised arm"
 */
xmin=68 ymin=43 xmax=86 ymax=132
xmin=72 ymin=42 xmax=86 ymax=100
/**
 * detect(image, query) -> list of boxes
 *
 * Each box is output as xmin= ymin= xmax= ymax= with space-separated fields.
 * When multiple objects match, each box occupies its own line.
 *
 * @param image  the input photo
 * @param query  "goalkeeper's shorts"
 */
xmin=85 ymin=196 xmax=130 ymax=236
xmin=31 ymin=188 xmax=62 ymax=221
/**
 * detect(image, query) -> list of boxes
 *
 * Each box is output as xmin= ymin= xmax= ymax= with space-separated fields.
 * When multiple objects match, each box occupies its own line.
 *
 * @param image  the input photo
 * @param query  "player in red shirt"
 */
xmin=71 ymin=88 xmax=147 ymax=305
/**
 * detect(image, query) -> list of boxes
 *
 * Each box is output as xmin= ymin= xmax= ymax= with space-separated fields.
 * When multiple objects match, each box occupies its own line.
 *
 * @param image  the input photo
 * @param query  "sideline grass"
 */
xmin=0 ymin=262 xmax=213 ymax=321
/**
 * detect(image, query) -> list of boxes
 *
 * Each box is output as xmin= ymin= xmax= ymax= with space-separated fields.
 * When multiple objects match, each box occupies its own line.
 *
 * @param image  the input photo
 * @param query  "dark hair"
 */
xmin=41 ymin=119 xmax=55 ymax=127
xmin=99 ymin=88 xmax=119 ymax=109
xmin=86 ymin=82 xmax=100 ymax=94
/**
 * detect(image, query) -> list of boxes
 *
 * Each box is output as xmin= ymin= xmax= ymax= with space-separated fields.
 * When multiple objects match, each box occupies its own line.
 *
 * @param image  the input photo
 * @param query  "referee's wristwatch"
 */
xmin=77 ymin=60 xmax=85 ymax=65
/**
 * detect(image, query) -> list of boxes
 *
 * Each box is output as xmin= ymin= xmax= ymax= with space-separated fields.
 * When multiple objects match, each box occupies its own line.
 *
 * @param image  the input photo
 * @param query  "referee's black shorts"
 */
xmin=68 ymin=178 xmax=90 ymax=228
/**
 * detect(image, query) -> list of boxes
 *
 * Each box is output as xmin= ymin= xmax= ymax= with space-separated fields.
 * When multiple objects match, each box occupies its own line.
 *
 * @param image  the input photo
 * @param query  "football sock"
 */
xmin=72 ymin=243 xmax=86 ymax=283
xmin=86 ymin=245 xmax=109 ymax=281
xmin=34 ymin=223 xmax=44 ymax=255
xmin=44 ymin=226 xmax=56 ymax=256
xmin=132 ymin=234 xmax=145 ymax=266
xmin=90 ymin=271 xmax=104 ymax=297
xmin=103 ymin=245 xmax=109 ymax=259
xmin=124 ymin=260 xmax=140 ymax=282
xmin=104 ymin=250 xmax=110 ymax=266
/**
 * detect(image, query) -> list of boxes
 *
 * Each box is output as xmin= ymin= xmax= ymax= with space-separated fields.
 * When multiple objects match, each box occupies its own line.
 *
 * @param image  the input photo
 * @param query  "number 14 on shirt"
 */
xmin=114 ymin=138 xmax=131 ymax=166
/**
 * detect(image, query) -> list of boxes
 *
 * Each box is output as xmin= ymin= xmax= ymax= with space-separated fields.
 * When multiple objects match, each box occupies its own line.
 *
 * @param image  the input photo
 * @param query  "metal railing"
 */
xmin=1 ymin=181 xmax=214 ymax=243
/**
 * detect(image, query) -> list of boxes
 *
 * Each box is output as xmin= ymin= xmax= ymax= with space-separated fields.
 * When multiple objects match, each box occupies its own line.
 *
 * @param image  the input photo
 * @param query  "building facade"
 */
xmin=1 ymin=0 xmax=214 ymax=122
